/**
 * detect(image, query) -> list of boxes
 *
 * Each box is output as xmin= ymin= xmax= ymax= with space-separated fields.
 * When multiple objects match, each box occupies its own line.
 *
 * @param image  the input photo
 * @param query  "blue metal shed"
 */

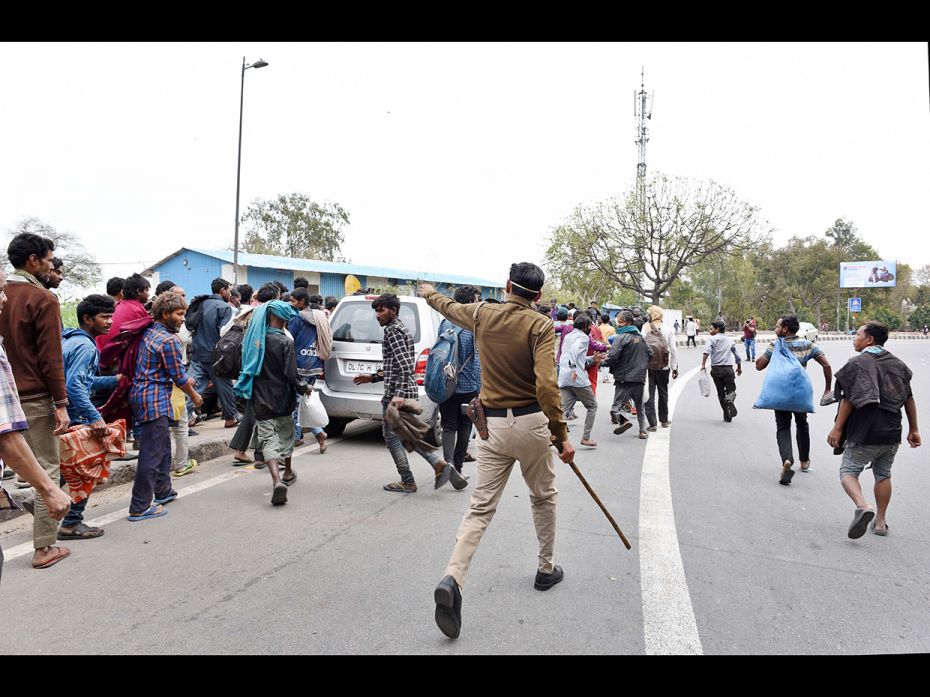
xmin=143 ymin=248 xmax=504 ymax=300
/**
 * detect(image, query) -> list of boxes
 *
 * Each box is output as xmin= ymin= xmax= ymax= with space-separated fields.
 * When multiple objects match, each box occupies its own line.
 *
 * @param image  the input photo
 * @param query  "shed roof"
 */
xmin=145 ymin=248 xmax=503 ymax=288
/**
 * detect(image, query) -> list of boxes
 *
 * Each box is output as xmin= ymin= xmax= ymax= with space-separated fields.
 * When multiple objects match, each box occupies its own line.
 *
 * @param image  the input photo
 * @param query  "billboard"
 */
xmin=840 ymin=261 xmax=897 ymax=288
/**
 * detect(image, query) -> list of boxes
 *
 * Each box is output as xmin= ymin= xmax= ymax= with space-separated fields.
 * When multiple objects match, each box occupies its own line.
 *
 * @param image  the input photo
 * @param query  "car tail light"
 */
xmin=415 ymin=348 xmax=430 ymax=385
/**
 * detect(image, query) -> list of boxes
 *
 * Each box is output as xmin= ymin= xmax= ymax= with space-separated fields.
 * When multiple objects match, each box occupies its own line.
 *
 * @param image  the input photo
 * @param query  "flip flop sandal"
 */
xmin=870 ymin=521 xmax=889 ymax=536
xmin=434 ymin=463 xmax=452 ymax=490
xmin=383 ymin=481 xmax=417 ymax=493
xmin=173 ymin=460 xmax=198 ymax=477
xmin=128 ymin=504 xmax=167 ymax=522
xmin=613 ymin=422 xmax=633 ymax=435
xmin=154 ymin=491 xmax=179 ymax=505
xmin=282 ymin=473 xmax=298 ymax=487
xmin=848 ymin=507 xmax=875 ymax=539
xmin=32 ymin=546 xmax=71 ymax=569
xmin=57 ymin=523 xmax=104 ymax=540
xmin=271 ymin=482 xmax=288 ymax=505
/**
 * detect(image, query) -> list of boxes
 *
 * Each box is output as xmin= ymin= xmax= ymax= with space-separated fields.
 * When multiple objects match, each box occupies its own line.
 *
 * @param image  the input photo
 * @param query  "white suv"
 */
xmin=797 ymin=321 xmax=818 ymax=342
xmin=317 ymin=295 xmax=443 ymax=437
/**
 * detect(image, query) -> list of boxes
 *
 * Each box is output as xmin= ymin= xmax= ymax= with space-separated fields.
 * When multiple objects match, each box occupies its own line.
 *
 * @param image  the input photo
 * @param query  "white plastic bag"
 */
xmin=299 ymin=390 xmax=329 ymax=429
xmin=698 ymin=369 xmax=711 ymax=398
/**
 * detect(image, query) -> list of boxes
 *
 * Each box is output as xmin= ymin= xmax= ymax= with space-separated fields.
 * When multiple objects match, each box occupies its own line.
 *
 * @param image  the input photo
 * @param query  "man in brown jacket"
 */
xmin=0 ymin=233 xmax=72 ymax=569
xmin=421 ymin=262 xmax=575 ymax=639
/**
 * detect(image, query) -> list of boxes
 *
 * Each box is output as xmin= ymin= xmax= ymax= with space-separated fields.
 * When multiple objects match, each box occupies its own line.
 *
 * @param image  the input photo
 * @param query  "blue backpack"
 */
xmin=425 ymin=320 xmax=475 ymax=404
xmin=753 ymin=337 xmax=815 ymax=413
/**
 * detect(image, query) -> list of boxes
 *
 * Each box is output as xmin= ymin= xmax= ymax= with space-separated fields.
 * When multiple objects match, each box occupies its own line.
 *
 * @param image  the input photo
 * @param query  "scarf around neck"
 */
xmin=235 ymin=300 xmax=298 ymax=399
xmin=9 ymin=269 xmax=47 ymax=290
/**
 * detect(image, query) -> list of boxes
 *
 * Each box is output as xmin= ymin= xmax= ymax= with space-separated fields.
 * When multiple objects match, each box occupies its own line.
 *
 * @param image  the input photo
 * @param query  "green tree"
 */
xmin=906 ymin=304 xmax=930 ymax=331
xmin=240 ymin=193 xmax=350 ymax=262
xmin=6 ymin=217 xmax=101 ymax=298
xmin=546 ymin=174 xmax=765 ymax=306
xmin=868 ymin=306 xmax=903 ymax=331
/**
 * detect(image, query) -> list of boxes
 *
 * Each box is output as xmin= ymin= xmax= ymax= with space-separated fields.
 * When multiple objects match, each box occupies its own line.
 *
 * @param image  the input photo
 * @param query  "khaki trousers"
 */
xmin=445 ymin=409 xmax=558 ymax=588
xmin=20 ymin=398 xmax=61 ymax=549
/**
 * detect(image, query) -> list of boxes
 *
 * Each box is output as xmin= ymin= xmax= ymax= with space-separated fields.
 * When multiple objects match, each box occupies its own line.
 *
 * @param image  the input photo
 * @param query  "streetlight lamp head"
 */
xmin=251 ymin=59 xmax=269 ymax=69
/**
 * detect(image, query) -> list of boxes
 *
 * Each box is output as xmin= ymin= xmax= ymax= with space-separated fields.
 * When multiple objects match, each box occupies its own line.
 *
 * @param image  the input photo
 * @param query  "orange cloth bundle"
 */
xmin=59 ymin=419 xmax=127 ymax=503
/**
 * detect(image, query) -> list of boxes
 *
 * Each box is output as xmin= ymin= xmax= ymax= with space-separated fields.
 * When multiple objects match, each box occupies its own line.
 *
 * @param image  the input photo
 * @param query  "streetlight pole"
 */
xmin=234 ymin=56 xmax=269 ymax=289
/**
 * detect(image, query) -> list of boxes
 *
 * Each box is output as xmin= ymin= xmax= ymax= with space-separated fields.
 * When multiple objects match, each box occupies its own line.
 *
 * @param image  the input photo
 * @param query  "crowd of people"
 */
xmin=0 ymin=241 xmax=922 ymax=645
xmin=0 ymin=232 xmax=342 ymax=575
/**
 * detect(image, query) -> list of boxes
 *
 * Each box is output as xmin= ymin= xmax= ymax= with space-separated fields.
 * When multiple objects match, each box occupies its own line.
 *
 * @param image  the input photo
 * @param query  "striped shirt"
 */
xmin=130 ymin=323 xmax=190 ymax=423
xmin=763 ymin=335 xmax=823 ymax=367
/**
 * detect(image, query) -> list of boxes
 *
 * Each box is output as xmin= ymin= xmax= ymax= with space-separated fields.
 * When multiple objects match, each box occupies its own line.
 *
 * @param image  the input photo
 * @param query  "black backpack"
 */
xmin=184 ymin=294 xmax=210 ymax=332
xmin=212 ymin=324 xmax=245 ymax=380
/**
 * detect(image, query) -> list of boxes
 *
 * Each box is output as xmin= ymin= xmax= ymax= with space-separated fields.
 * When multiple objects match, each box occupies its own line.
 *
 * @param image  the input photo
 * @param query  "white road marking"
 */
xmin=639 ymin=366 xmax=704 ymax=655
xmin=2 ymin=439 xmax=333 ymax=562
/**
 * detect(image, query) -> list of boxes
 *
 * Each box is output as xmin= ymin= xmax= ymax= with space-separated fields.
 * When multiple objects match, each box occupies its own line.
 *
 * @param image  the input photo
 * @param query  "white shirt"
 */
xmin=685 ymin=321 xmax=697 ymax=336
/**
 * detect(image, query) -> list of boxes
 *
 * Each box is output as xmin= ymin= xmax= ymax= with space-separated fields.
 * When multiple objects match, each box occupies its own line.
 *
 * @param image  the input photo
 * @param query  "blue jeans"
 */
xmin=744 ymin=337 xmax=756 ymax=360
xmin=382 ymin=401 xmax=442 ymax=484
xmin=62 ymin=497 xmax=89 ymax=529
xmin=187 ymin=360 xmax=238 ymax=421
xmin=130 ymin=416 xmax=175 ymax=514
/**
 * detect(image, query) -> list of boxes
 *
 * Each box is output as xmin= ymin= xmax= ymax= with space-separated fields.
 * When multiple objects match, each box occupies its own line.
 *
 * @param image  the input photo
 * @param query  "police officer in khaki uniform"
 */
xmin=420 ymin=262 xmax=575 ymax=639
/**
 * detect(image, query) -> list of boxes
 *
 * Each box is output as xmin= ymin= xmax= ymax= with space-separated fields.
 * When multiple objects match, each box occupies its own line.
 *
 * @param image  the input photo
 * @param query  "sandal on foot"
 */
xmin=384 ymin=481 xmax=417 ymax=493
xmin=32 ymin=546 xmax=71 ymax=569
xmin=173 ymin=459 xmax=198 ymax=477
xmin=128 ymin=504 xmax=167 ymax=522
xmin=779 ymin=461 xmax=795 ymax=486
xmin=434 ymin=463 xmax=452 ymax=490
xmin=613 ymin=422 xmax=633 ymax=436
xmin=282 ymin=472 xmax=298 ymax=487
xmin=271 ymin=482 xmax=288 ymax=505
xmin=871 ymin=521 xmax=889 ymax=536
xmin=848 ymin=507 xmax=875 ymax=539
xmin=154 ymin=490 xmax=178 ymax=505
xmin=57 ymin=522 xmax=104 ymax=540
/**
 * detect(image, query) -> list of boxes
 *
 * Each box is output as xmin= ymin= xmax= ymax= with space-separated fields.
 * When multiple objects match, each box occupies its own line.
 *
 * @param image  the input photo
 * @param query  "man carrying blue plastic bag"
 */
xmin=754 ymin=316 xmax=833 ymax=485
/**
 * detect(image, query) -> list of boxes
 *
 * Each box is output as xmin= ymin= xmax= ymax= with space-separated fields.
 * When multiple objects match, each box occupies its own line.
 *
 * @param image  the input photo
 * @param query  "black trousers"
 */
xmin=686 ymin=335 xmax=696 ymax=347
xmin=710 ymin=366 xmax=736 ymax=415
xmin=439 ymin=391 xmax=479 ymax=469
xmin=775 ymin=410 xmax=810 ymax=464
xmin=645 ymin=369 xmax=670 ymax=427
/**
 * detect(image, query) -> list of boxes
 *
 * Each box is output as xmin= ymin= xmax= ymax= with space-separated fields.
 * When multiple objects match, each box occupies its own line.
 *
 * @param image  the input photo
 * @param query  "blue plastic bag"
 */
xmin=753 ymin=338 xmax=815 ymax=413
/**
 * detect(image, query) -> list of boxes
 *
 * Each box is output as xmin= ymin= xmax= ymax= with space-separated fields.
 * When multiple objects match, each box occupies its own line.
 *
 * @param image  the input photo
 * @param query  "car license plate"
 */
xmin=344 ymin=360 xmax=382 ymax=374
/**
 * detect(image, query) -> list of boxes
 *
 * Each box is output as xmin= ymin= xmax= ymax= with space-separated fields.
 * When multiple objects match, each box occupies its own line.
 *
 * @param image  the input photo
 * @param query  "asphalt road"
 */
xmin=1 ymin=338 xmax=928 ymax=654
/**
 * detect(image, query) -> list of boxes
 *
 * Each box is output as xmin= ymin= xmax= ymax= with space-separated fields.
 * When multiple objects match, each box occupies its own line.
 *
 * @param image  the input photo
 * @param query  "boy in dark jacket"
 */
xmin=59 ymin=295 xmax=120 ymax=539
xmin=602 ymin=310 xmax=652 ymax=439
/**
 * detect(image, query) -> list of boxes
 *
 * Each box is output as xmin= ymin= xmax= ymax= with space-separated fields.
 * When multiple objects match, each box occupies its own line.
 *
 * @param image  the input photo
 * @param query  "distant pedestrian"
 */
xmin=755 ymin=315 xmax=832 ymax=484
xmin=923 ymin=324 xmax=929 ymax=336
xmin=187 ymin=278 xmax=239 ymax=428
xmin=701 ymin=320 xmax=742 ymax=422
xmin=603 ymin=310 xmax=652 ymax=439
xmin=437 ymin=286 xmax=483 ymax=478
xmin=106 ymin=277 xmax=125 ymax=304
xmin=287 ymin=289 xmax=332 ymax=453
xmin=828 ymin=321 xmax=920 ymax=538
xmin=743 ymin=318 xmax=757 ymax=361
xmin=685 ymin=317 xmax=697 ymax=347
xmin=97 ymin=273 xmax=150 ymax=354
xmin=673 ymin=319 xmax=680 ymax=334
xmin=352 ymin=293 xmax=458 ymax=493
xmin=643 ymin=305 xmax=678 ymax=431
xmin=558 ymin=313 xmax=599 ymax=447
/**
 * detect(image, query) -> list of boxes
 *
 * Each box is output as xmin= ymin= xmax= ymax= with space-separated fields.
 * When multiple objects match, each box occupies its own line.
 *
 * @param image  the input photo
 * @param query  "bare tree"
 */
xmin=547 ymin=174 xmax=765 ymax=306
xmin=6 ymin=217 xmax=101 ymax=294
xmin=240 ymin=193 xmax=350 ymax=262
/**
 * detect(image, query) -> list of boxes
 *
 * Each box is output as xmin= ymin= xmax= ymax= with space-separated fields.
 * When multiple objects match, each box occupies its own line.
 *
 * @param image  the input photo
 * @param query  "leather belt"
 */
xmin=485 ymin=403 xmax=542 ymax=418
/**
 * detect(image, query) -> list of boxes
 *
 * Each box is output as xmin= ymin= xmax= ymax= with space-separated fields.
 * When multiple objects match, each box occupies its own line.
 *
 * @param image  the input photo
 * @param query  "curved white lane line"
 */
xmin=639 ymin=366 xmax=704 ymax=655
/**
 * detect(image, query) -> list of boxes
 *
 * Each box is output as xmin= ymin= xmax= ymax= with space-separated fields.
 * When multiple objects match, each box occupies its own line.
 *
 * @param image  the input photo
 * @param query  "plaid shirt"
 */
xmin=130 ymin=322 xmax=189 ymax=423
xmin=0 ymin=340 xmax=28 ymax=437
xmin=372 ymin=318 xmax=419 ymax=400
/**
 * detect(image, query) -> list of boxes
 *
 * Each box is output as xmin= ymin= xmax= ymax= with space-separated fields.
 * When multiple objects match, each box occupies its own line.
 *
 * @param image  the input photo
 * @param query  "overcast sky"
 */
xmin=2 ymin=42 xmax=927 ymax=290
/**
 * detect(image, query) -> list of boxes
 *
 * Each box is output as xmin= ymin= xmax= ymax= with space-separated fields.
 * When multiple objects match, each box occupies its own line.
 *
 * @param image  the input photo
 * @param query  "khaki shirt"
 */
xmin=423 ymin=290 xmax=568 ymax=442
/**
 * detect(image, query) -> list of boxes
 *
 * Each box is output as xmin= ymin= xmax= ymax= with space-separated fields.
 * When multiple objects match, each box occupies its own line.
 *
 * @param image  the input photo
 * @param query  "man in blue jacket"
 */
xmin=59 ymin=294 xmax=120 ymax=540
xmin=189 ymin=278 xmax=239 ymax=427
xmin=288 ymin=289 xmax=331 ymax=451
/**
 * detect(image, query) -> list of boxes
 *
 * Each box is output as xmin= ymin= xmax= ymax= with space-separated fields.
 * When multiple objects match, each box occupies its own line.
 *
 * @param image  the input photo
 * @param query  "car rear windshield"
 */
xmin=330 ymin=302 xmax=421 ymax=344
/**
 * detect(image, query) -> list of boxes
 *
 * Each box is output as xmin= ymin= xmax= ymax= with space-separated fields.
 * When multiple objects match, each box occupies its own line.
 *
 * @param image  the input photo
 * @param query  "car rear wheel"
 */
xmin=324 ymin=418 xmax=352 ymax=438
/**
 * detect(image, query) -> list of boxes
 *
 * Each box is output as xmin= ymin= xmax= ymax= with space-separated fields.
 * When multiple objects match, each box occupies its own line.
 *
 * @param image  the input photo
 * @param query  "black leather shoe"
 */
xmin=534 ymin=565 xmax=564 ymax=591
xmin=434 ymin=575 xmax=462 ymax=639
